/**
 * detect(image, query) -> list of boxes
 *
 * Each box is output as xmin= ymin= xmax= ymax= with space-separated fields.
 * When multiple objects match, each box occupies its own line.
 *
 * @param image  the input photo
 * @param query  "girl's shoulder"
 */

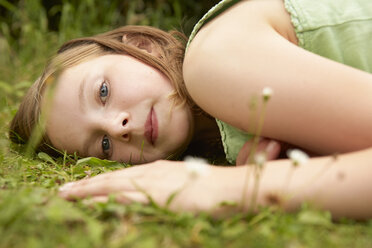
xmin=185 ymin=0 xmax=296 ymax=55
xmin=183 ymin=0 xmax=296 ymax=83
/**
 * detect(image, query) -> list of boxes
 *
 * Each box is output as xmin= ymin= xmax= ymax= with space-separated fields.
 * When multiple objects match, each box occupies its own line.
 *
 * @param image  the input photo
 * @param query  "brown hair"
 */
xmin=9 ymin=25 xmax=196 ymax=157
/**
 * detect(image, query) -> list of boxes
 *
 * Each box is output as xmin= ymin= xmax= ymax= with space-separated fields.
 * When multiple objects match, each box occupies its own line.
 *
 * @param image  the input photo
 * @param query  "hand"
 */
xmin=236 ymin=138 xmax=281 ymax=166
xmin=59 ymin=160 xmax=244 ymax=215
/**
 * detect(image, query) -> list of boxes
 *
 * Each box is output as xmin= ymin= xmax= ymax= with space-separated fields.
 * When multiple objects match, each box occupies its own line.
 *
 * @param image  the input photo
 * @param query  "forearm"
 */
xmin=231 ymin=148 xmax=372 ymax=219
xmin=58 ymin=149 xmax=372 ymax=220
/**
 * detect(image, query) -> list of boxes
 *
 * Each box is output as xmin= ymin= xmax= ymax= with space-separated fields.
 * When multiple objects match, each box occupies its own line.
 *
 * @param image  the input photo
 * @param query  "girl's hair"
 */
xmin=9 ymin=25 xmax=195 ymax=157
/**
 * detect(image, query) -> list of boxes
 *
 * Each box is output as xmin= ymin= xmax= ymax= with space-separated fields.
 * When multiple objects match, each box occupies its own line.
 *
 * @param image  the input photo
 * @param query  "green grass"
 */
xmin=1 ymin=0 xmax=372 ymax=247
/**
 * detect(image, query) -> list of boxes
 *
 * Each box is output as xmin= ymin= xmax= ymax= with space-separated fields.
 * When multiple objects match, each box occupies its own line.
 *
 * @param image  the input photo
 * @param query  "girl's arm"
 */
xmin=258 ymin=147 xmax=372 ymax=220
xmin=59 ymin=148 xmax=372 ymax=219
xmin=183 ymin=0 xmax=372 ymax=155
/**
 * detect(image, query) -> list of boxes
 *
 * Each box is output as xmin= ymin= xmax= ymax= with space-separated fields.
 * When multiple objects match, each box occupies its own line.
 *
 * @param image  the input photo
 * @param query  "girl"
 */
xmin=10 ymin=0 xmax=372 ymax=219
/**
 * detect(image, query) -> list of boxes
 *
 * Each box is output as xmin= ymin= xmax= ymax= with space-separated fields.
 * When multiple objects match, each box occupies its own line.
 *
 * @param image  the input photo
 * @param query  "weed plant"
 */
xmin=1 ymin=0 xmax=372 ymax=247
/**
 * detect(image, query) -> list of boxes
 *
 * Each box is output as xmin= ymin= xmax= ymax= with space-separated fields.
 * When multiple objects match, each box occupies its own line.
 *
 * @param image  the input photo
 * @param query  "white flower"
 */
xmin=184 ymin=156 xmax=210 ymax=178
xmin=262 ymin=87 xmax=274 ymax=101
xmin=254 ymin=152 xmax=267 ymax=167
xmin=287 ymin=149 xmax=309 ymax=167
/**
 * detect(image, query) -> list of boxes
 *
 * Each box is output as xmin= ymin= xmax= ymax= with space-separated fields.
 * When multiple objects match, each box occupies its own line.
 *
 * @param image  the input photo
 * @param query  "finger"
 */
xmin=236 ymin=138 xmax=281 ymax=165
xmin=236 ymin=138 xmax=260 ymax=166
xmin=115 ymin=192 xmax=150 ymax=205
xmin=81 ymin=192 xmax=150 ymax=206
xmin=58 ymin=177 xmax=139 ymax=200
xmin=265 ymin=140 xmax=281 ymax=160
xmin=236 ymin=138 xmax=270 ymax=165
xmin=57 ymin=164 xmax=152 ymax=200
xmin=246 ymin=140 xmax=281 ymax=164
xmin=82 ymin=196 xmax=109 ymax=206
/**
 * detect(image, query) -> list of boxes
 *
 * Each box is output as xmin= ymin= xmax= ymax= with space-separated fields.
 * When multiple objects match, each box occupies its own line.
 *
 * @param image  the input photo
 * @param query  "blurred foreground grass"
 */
xmin=1 ymin=0 xmax=372 ymax=247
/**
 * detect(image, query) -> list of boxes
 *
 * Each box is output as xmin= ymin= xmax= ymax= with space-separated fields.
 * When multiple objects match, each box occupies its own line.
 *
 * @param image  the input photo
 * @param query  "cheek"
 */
xmin=112 ymin=144 xmax=143 ymax=164
xmin=172 ymin=107 xmax=194 ymax=145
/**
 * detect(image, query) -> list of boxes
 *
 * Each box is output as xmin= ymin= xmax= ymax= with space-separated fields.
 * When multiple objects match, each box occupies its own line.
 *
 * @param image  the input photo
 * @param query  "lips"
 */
xmin=144 ymin=107 xmax=158 ymax=145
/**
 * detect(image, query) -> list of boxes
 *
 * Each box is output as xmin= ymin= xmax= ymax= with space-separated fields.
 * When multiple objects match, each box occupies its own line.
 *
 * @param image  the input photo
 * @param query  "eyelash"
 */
xmin=101 ymin=135 xmax=111 ymax=157
xmin=99 ymin=80 xmax=109 ymax=104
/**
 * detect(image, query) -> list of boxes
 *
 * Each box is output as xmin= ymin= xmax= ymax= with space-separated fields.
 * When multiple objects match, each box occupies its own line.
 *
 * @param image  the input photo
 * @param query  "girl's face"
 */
xmin=46 ymin=54 xmax=194 ymax=164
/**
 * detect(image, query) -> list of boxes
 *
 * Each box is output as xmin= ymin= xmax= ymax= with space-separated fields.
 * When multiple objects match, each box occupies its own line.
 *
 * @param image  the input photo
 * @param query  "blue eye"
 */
xmin=99 ymin=81 xmax=109 ymax=103
xmin=102 ymin=135 xmax=110 ymax=153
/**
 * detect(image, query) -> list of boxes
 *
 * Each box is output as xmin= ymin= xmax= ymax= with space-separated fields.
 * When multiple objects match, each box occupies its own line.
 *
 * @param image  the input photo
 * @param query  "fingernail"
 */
xmin=59 ymin=182 xmax=75 ymax=192
xmin=266 ymin=140 xmax=279 ymax=153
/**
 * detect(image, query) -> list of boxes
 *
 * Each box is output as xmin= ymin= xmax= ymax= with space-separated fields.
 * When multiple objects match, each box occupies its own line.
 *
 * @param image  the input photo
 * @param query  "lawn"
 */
xmin=1 ymin=1 xmax=372 ymax=247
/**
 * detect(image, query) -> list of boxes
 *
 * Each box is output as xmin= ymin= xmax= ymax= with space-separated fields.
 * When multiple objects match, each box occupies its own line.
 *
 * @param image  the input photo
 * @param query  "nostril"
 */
xmin=122 ymin=119 xmax=128 ymax=126
xmin=123 ymin=134 xmax=128 ymax=139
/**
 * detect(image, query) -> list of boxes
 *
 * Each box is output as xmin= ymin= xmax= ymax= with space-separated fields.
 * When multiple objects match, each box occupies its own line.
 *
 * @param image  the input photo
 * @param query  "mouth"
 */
xmin=144 ymin=107 xmax=158 ymax=145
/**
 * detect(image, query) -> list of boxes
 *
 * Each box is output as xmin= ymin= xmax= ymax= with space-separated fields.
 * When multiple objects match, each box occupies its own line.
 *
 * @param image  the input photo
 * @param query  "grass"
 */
xmin=1 ymin=0 xmax=372 ymax=247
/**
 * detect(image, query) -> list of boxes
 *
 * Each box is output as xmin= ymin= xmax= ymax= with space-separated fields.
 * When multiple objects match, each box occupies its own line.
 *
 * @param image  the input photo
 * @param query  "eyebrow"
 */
xmin=78 ymin=77 xmax=87 ymax=113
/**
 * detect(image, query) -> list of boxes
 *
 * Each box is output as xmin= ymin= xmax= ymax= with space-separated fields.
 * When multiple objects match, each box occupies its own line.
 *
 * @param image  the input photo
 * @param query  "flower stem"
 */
xmin=241 ymin=100 xmax=269 ymax=212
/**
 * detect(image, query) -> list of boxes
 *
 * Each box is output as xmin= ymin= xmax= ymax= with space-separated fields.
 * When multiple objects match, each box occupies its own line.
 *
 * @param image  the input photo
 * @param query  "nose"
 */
xmin=103 ymin=112 xmax=131 ymax=141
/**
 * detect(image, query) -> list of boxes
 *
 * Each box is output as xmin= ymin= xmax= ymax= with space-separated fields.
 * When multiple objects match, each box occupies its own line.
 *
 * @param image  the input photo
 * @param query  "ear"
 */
xmin=122 ymin=34 xmax=156 ymax=54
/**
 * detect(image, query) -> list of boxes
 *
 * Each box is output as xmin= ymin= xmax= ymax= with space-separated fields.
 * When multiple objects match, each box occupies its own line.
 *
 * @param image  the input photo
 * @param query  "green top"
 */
xmin=186 ymin=0 xmax=372 ymax=164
